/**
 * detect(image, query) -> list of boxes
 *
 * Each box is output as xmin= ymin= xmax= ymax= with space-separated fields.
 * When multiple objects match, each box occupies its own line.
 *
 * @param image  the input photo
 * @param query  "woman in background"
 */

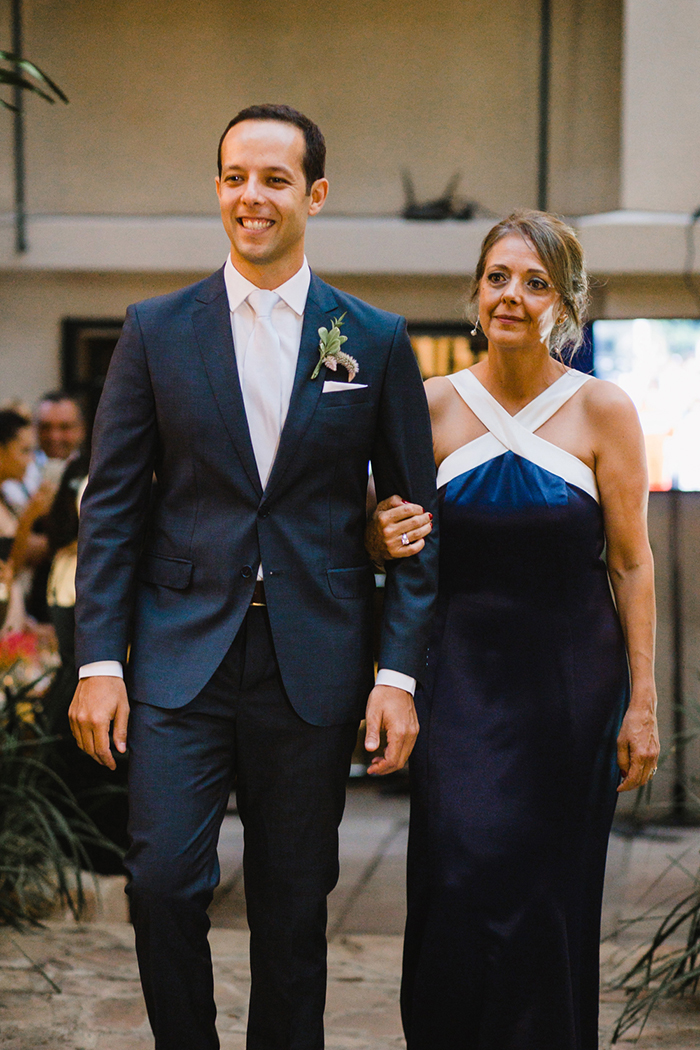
xmin=0 ymin=410 xmax=54 ymax=628
xmin=367 ymin=212 xmax=659 ymax=1049
xmin=0 ymin=410 xmax=35 ymax=557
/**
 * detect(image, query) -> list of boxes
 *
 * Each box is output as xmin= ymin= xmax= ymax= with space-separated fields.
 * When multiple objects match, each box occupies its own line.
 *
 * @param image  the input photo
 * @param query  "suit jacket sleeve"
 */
xmin=74 ymin=305 xmax=157 ymax=667
xmin=371 ymin=317 xmax=439 ymax=683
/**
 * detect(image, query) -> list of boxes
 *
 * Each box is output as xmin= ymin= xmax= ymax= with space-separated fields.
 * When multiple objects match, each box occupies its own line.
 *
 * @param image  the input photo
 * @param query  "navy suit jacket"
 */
xmin=75 ymin=268 xmax=438 ymax=725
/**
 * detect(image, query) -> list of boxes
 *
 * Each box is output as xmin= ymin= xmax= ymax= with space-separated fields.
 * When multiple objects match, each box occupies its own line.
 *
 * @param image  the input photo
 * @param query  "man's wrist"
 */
xmin=78 ymin=660 xmax=124 ymax=679
xmin=375 ymin=668 xmax=416 ymax=696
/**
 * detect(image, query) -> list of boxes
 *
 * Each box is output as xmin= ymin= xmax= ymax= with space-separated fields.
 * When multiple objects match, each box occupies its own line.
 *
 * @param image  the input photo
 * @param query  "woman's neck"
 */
xmin=473 ymin=344 xmax=566 ymax=414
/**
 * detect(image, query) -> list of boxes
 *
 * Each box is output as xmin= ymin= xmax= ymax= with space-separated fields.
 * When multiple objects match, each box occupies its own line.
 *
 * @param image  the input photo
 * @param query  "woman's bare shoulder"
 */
xmin=579 ymin=375 xmax=640 ymax=427
xmin=424 ymin=375 xmax=455 ymax=416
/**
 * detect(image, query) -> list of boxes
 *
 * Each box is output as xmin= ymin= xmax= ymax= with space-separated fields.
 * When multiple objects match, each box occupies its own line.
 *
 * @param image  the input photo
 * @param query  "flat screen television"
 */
xmin=590 ymin=319 xmax=700 ymax=491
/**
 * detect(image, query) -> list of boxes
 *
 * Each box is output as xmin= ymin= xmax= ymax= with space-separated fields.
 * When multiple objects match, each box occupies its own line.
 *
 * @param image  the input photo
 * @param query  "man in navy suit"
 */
xmin=69 ymin=104 xmax=438 ymax=1050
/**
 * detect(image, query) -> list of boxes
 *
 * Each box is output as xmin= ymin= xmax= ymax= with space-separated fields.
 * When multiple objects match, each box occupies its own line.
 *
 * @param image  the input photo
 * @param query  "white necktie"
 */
xmin=243 ymin=289 xmax=282 ymax=488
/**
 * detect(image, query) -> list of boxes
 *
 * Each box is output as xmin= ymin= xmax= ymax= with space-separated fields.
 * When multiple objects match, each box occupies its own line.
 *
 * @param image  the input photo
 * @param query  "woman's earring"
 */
xmin=470 ymin=321 xmax=479 ymax=336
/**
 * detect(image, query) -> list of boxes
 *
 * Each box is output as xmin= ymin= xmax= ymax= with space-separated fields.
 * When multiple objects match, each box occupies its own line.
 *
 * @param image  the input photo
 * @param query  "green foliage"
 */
xmin=0 ymin=50 xmax=68 ymax=111
xmin=0 ymin=677 xmax=122 ymax=927
xmin=311 ymin=313 xmax=360 ymax=382
xmin=611 ymin=690 xmax=700 ymax=1040
xmin=611 ymin=880 xmax=700 ymax=1042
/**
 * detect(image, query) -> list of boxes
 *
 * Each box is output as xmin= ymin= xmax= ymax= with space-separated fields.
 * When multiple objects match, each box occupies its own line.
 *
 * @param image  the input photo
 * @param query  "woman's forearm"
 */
xmin=608 ymin=556 xmax=657 ymax=710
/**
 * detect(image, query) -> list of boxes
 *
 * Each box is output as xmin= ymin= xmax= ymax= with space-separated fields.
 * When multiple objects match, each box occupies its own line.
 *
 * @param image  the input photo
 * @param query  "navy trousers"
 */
xmin=125 ymin=607 xmax=359 ymax=1050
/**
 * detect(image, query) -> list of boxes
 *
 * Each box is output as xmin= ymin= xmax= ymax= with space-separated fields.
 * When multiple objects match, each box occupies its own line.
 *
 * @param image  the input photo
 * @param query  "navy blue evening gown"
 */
xmin=401 ymin=369 xmax=629 ymax=1050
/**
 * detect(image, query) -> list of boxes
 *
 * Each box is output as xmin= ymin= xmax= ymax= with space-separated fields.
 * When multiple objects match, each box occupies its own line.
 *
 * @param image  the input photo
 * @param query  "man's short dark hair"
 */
xmin=36 ymin=391 xmax=84 ymax=419
xmin=217 ymin=104 xmax=326 ymax=195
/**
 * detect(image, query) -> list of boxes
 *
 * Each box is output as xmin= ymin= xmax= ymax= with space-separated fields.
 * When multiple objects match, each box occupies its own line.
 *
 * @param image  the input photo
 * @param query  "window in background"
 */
xmin=408 ymin=324 xmax=487 ymax=379
xmin=592 ymin=319 xmax=700 ymax=491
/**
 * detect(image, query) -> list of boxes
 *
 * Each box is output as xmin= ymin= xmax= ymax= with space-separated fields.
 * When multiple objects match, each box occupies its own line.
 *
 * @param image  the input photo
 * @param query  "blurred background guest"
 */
xmin=6 ymin=393 xmax=87 ymax=623
xmin=2 ymin=391 xmax=86 ymax=513
xmin=35 ymin=391 xmax=87 ymax=463
xmin=0 ymin=410 xmax=34 ymax=559
xmin=44 ymin=453 xmax=89 ymax=723
xmin=0 ymin=410 xmax=56 ymax=631
xmin=43 ymin=452 xmax=128 ymax=874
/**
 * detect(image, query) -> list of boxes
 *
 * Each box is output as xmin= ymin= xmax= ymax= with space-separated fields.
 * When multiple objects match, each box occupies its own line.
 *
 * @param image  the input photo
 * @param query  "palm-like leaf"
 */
xmin=0 ymin=50 xmax=68 ymax=111
xmin=610 ymin=692 xmax=700 ymax=1040
xmin=611 ymin=884 xmax=700 ymax=1041
xmin=0 ymin=684 xmax=123 ymax=927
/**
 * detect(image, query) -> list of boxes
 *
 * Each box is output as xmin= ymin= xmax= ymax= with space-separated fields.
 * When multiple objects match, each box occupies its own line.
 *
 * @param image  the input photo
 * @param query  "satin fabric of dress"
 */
xmin=401 ymin=449 xmax=628 ymax=1050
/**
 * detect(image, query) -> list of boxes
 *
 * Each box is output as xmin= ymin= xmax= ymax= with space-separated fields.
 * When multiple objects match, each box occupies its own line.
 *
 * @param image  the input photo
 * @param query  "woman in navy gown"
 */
xmin=367 ymin=212 xmax=659 ymax=1049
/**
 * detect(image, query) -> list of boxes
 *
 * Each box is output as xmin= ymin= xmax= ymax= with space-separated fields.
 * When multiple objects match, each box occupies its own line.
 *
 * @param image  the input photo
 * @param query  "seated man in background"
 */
xmin=35 ymin=391 xmax=87 ymax=465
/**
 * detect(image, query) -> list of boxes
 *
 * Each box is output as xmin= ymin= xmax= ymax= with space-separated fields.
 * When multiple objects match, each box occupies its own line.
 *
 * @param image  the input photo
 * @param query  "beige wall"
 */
xmin=622 ymin=0 xmax=700 ymax=211
xmin=595 ymin=275 xmax=700 ymax=320
xmin=5 ymin=0 xmax=621 ymax=221
xmin=0 ymin=270 xmax=203 ymax=405
xmin=549 ymin=0 xmax=622 ymax=215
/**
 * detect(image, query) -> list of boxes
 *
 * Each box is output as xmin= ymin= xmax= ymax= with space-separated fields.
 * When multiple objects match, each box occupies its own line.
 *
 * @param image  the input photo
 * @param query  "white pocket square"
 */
xmin=322 ymin=381 xmax=368 ymax=392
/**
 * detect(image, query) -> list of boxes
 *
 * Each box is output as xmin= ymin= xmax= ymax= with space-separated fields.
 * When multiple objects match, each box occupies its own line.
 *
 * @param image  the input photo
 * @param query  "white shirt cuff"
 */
xmin=78 ymin=660 xmax=124 ymax=679
xmin=375 ymin=668 xmax=416 ymax=696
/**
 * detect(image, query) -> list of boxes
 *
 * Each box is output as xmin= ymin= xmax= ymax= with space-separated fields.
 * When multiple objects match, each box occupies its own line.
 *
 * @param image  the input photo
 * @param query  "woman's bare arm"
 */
xmin=589 ymin=381 xmax=659 ymax=792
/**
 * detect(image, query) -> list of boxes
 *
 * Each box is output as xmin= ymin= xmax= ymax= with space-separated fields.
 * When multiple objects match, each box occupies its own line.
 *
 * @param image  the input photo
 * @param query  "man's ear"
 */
xmin=308 ymin=178 xmax=329 ymax=216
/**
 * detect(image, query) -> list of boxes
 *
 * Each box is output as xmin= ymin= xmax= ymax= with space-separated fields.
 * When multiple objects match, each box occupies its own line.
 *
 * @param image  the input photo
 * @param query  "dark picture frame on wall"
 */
xmin=61 ymin=318 xmax=124 ymax=441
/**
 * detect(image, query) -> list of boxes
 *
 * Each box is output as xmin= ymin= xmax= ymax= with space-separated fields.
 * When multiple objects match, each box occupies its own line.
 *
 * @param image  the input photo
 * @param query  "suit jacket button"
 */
xmin=241 ymin=566 xmax=253 ymax=578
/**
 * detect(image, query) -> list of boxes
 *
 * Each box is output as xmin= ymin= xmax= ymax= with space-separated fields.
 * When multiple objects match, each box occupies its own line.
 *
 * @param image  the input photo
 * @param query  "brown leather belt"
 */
xmin=250 ymin=580 xmax=266 ymax=606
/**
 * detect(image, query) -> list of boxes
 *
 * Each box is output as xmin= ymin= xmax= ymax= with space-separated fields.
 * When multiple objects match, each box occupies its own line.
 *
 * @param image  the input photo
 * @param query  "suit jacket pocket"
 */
xmin=327 ymin=565 xmax=374 ymax=599
xmin=138 ymin=553 xmax=193 ymax=590
xmin=319 ymin=387 xmax=371 ymax=407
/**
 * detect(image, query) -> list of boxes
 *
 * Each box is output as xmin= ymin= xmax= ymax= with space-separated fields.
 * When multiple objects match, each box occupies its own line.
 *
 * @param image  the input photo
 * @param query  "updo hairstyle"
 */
xmin=468 ymin=211 xmax=589 ymax=355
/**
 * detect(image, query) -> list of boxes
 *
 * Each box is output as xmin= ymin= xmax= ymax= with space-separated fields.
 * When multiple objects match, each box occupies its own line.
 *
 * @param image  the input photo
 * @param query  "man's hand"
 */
xmin=68 ymin=676 xmax=130 ymax=770
xmin=364 ymin=684 xmax=419 ymax=775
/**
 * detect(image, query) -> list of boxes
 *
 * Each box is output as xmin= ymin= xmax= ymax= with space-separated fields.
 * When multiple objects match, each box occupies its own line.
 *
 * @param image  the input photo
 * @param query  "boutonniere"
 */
xmin=310 ymin=313 xmax=360 ymax=382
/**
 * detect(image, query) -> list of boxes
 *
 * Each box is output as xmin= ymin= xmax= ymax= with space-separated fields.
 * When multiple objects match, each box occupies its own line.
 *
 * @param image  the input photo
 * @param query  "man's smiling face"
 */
xmin=216 ymin=119 xmax=327 ymax=286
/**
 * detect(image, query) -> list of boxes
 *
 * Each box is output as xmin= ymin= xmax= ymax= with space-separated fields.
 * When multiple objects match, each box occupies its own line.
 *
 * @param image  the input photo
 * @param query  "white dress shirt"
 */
xmin=80 ymin=257 xmax=415 ymax=696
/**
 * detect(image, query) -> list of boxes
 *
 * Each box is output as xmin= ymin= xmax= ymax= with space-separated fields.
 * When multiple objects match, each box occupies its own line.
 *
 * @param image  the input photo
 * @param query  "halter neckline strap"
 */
xmin=437 ymin=368 xmax=599 ymax=501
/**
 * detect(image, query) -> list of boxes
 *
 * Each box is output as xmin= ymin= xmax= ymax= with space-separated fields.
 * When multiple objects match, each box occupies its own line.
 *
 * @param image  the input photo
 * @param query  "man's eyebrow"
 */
xmin=221 ymin=163 xmax=295 ymax=177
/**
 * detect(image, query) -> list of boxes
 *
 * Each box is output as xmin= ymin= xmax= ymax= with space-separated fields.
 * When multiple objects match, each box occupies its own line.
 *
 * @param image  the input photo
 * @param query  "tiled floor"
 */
xmin=2 ymin=779 xmax=700 ymax=1049
xmin=210 ymin=778 xmax=411 ymax=937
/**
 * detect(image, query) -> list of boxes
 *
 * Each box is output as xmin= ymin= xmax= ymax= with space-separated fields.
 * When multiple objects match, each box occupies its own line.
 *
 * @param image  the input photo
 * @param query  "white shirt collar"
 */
xmin=223 ymin=256 xmax=311 ymax=316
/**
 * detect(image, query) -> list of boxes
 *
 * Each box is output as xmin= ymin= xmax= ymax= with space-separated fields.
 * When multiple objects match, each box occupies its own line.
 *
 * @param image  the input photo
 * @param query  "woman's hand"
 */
xmin=24 ymin=480 xmax=58 ymax=523
xmin=364 ymin=494 xmax=433 ymax=565
xmin=9 ymin=480 xmax=56 ymax=571
xmin=616 ymin=698 xmax=660 ymax=792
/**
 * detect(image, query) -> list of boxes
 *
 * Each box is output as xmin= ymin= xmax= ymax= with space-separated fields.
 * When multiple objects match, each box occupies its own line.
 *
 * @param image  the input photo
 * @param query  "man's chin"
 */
xmin=232 ymin=242 xmax=277 ymax=266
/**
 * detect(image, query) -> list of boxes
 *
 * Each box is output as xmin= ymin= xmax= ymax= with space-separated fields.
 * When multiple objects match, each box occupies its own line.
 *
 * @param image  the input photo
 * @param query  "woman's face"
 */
xmin=0 ymin=426 xmax=34 ymax=482
xmin=478 ymin=233 xmax=563 ymax=353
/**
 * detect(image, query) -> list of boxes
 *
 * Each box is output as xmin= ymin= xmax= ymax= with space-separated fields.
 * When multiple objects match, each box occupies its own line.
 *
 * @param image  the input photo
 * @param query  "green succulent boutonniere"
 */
xmin=310 ymin=313 xmax=360 ymax=382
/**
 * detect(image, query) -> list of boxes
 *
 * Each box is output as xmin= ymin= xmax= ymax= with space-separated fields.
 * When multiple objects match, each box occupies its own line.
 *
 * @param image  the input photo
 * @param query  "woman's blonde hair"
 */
xmin=468 ymin=210 xmax=589 ymax=355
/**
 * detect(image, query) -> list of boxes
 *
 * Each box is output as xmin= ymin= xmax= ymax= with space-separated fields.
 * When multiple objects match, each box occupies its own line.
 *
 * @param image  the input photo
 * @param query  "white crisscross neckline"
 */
xmin=436 ymin=368 xmax=598 ymax=502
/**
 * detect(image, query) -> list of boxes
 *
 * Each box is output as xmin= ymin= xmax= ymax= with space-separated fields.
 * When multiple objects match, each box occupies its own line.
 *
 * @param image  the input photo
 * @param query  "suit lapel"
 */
xmin=191 ymin=268 xmax=263 ymax=497
xmin=264 ymin=273 xmax=338 ymax=499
